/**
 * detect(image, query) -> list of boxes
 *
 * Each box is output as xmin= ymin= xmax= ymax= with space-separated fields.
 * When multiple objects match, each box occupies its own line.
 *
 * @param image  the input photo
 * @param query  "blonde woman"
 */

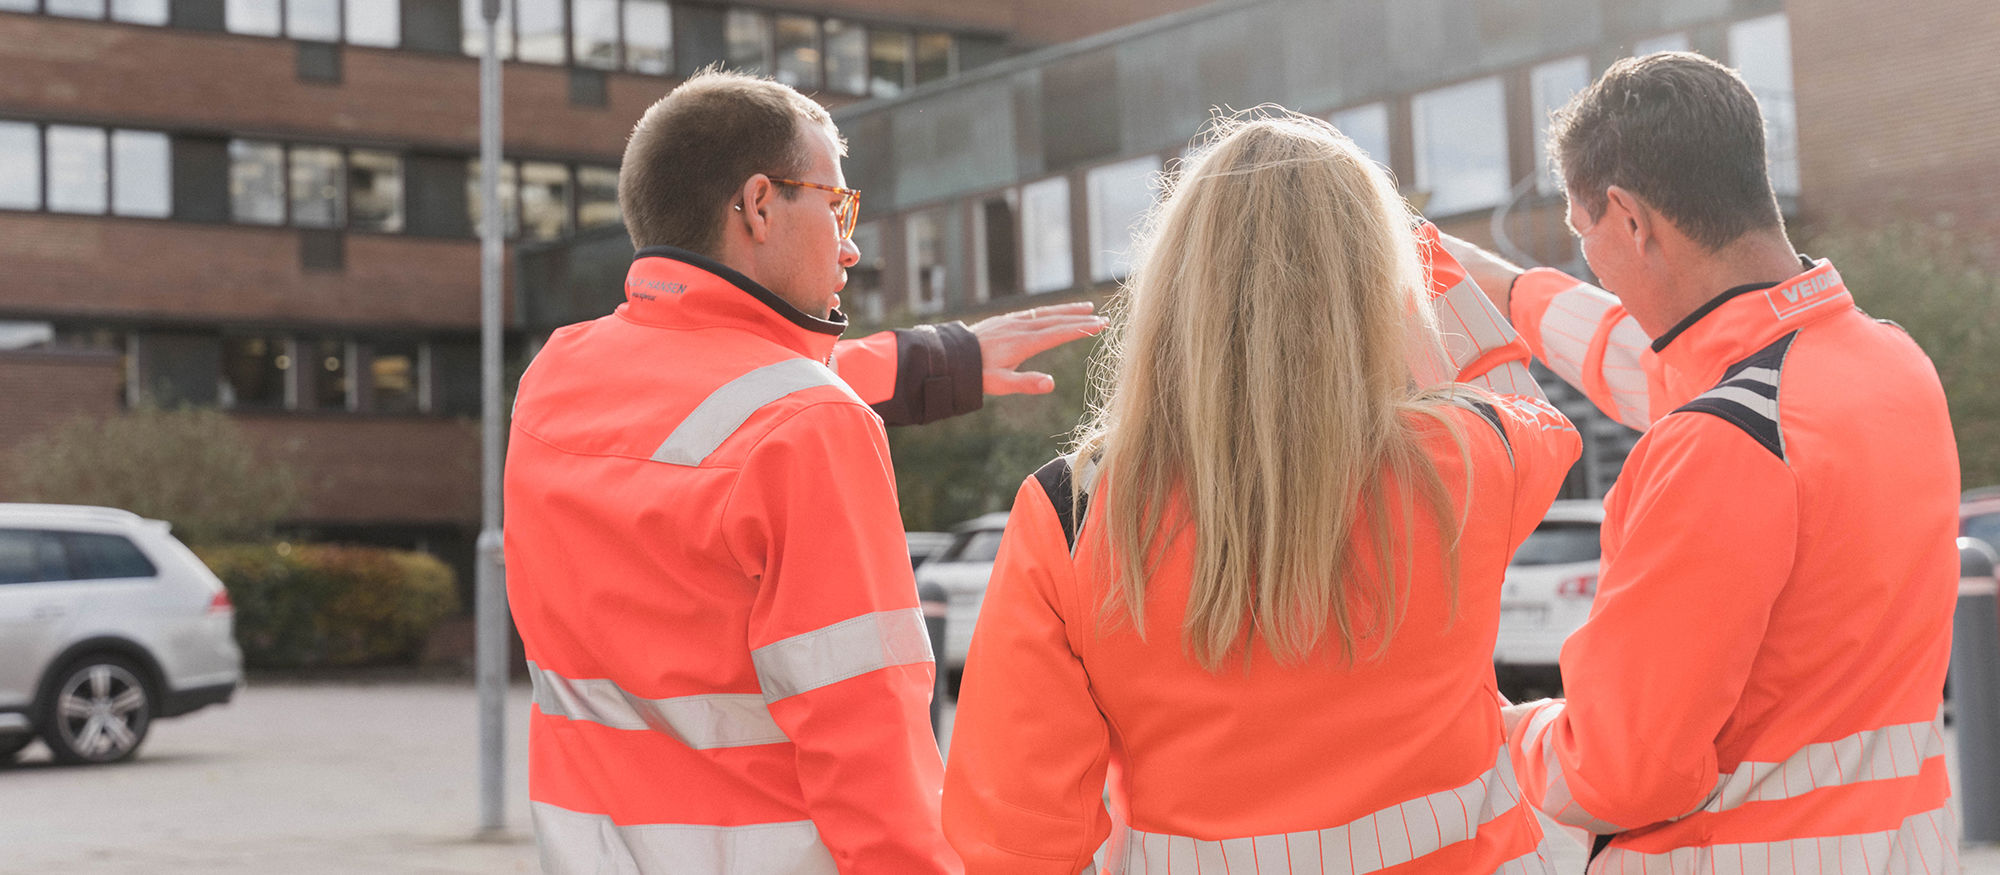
xmin=941 ymin=109 xmax=1582 ymax=875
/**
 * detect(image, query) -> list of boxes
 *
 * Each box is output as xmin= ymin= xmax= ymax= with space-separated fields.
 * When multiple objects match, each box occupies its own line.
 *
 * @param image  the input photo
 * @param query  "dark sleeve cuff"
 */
xmin=869 ymin=321 xmax=986 ymax=427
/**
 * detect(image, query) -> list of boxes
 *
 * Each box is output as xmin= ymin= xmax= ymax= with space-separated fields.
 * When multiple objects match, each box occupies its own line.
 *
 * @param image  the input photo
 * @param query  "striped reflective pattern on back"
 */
xmin=1099 ymin=747 xmax=1548 ymax=874
xmin=1700 ymin=716 xmax=1945 ymax=814
xmin=533 ymin=801 xmax=837 ymax=875
xmin=1591 ymin=804 xmax=1959 ymax=875
xmin=751 ymin=607 xmax=934 ymax=701
xmin=652 ymin=357 xmax=862 ymax=467
xmin=526 ymin=661 xmax=788 ymax=749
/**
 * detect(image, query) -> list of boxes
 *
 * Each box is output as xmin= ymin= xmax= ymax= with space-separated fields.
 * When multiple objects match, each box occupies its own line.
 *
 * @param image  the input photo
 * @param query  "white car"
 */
xmin=1494 ymin=500 xmax=1606 ymax=699
xmin=914 ymin=512 xmax=1009 ymax=691
xmin=0 ymin=504 xmax=242 ymax=765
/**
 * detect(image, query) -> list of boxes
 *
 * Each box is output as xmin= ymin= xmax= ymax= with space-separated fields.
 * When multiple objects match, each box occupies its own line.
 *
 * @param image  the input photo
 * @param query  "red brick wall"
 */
xmin=1789 ymin=0 xmax=2000 ymax=246
xmin=0 ymin=212 xmax=500 ymax=329
xmin=0 ymin=350 xmax=124 ymax=495
xmin=235 ymin=415 xmax=481 ymax=525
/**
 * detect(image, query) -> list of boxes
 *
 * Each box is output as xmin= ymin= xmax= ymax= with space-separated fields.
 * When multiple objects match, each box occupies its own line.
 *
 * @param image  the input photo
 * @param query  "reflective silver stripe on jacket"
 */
xmin=1590 ymin=803 xmax=1959 ymax=875
xmin=532 ymin=801 xmax=837 ymax=875
xmin=1537 ymin=282 xmax=1652 ymax=430
xmin=1699 ymin=716 xmax=1945 ymax=814
xmin=1100 ymin=746 xmax=1542 ymax=874
xmin=1520 ymin=704 xmax=1626 ymax=835
xmin=527 ymin=661 xmax=788 ymax=749
xmin=1434 ymin=277 xmax=1545 ymax=401
xmin=652 ymin=358 xmax=862 ymax=467
xmin=752 ymin=607 xmax=933 ymax=701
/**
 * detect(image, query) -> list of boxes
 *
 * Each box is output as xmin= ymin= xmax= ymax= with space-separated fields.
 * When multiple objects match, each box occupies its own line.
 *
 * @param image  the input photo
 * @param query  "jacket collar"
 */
xmin=1651 ymin=256 xmax=1851 ymax=404
xmin=618 ymin=246 xmax=847 ymax=363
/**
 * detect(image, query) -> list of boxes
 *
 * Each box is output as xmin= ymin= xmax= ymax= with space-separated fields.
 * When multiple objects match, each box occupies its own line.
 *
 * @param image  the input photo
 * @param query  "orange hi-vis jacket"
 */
xmin=504 ymin=246 xmax=970 ymax=875
xmin=942 ymin=228 xmax=1583 ymax=875
xmin=1502 ymin=261 xmax=1962 ymax=873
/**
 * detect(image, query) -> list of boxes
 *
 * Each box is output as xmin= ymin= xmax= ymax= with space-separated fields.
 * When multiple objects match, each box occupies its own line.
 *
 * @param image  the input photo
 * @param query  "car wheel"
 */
xmin=39 ymin=657 xmax=153 ymax=765
xmin=0 ymin=733 xmax=32 ymax=763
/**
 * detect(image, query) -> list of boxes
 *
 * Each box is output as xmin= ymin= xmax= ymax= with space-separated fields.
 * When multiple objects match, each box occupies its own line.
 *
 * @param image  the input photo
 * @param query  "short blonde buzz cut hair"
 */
xmin=618 ymin=67 xmax=844 ymax=255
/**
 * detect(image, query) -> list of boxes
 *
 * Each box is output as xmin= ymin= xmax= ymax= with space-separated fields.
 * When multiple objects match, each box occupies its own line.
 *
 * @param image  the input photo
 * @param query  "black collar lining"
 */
xmin=632 ymin=245 xmax=847 ymax=337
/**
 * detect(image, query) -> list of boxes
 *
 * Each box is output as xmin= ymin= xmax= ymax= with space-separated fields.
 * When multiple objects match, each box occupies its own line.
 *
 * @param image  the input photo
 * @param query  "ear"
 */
xmin=1603 ymin=185 xmax=1656 ymax=252
xmin=738 ymin=174 xmax=777 ymax=245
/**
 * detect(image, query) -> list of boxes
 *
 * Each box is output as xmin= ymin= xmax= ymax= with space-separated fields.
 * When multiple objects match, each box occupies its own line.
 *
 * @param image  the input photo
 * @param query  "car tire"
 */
xmin=0 ymin=733 xmax=32 ymax=763
xmin=38 ymin=656 xmax=154 ymax=765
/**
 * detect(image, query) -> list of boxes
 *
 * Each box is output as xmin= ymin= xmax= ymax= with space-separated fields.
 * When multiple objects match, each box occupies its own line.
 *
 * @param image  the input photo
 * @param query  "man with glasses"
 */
xmin=505 ymin=70 xmax=1097 ymax=874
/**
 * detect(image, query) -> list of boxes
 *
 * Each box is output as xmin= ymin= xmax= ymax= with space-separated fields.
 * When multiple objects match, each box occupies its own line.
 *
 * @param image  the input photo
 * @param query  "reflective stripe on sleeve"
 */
xmin=652 ymin=358 xmax=863 ymax=467
xmin=527 ymin=661 xmax=788 ymax=749
xmin=751 ymin=607 xmax=934 ymax=702
xmin=1592 ymin=803 xmax=1959 ymax=875
xmin=1698 ymin=716 xmax=1945 ymax=815
xmin=1523 ymin=703 xmax=1627 ymax=834
xmin=532 ymin=801 xmax=837 ymax=875
xmin=1100 ymin=746 xmax=1543 ymax=874
xmin=1434 ymin=278 xmax=1545 ymax=401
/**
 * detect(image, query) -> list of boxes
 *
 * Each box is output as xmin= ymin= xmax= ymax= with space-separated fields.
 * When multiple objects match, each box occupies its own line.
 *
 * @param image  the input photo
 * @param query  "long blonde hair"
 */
xmin=1074 ymin=108 xmax=1466 ymax=670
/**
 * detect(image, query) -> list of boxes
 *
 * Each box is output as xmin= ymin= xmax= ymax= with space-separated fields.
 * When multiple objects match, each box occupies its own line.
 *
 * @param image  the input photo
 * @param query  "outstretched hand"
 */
xmin=968 ymin=302 xmax=1109 ymax=395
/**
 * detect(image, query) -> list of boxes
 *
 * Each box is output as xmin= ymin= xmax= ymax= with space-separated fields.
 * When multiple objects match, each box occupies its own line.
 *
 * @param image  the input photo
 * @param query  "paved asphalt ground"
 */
xmin=0 ymin=681 xmax=1994 ymax=874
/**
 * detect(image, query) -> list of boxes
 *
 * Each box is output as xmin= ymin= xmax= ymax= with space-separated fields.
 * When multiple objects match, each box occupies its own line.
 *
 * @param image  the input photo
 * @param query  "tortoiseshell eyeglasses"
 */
xmin=768 ymin=178 xmax=861 ymax=240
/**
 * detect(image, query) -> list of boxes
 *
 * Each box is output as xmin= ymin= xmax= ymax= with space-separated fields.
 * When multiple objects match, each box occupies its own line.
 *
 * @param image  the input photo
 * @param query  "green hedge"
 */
xmin=196 ymin=543 xmax=460 ymax=670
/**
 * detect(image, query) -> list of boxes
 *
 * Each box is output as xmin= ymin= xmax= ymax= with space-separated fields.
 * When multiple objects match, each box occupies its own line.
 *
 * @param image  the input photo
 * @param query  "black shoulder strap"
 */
xmin=1672 ymin=331 xmax=1798 ymax=462
xmin=1464 ymin=398 xmax=1514 ymax=466
xmin=1031 ymin=455 xmax=1090 ymax=552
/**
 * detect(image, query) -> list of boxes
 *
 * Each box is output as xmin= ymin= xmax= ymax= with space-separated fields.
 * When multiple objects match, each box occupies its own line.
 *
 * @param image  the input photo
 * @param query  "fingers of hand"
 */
xmin=983 ymin=368 xmax=1057 ymax=396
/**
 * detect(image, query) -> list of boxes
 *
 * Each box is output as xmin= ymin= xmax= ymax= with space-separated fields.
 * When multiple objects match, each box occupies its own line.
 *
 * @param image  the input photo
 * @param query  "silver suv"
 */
xmin=0 ymin=504 xmax=242 ymax=765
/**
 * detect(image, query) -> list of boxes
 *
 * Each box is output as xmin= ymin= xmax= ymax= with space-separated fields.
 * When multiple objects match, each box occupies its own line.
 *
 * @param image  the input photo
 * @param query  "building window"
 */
xmin=345 ymin=0 xmax=400 ymax=47
xmin=0 ymin=122 xmax=42 ymax=210
xmin=772 ymin=15 xmax=820 ymax=90
xmin=516 ymin=0 xmax=565 ymax=63
xmin=1530 ymin=57 xmax=1591 ymax=195
xmin=135 ymin=333 xmax=222 ymax=408
xmin=230 ymin=140 xmax=286 ymax=225
xmin=348 ymin=150 xmax=404 ymax=232
xmin=46 ymin=0 xmax=106 ymax=19
xmin=0 ymin=321 xmax=55 ymax=351
xmin=1411 ymin=76 xmax=1509 ymax=217
xmin=906 ymin=209 xmax=948 ymax=315
xmin=1020 ymin=175 xmax=1073 ymax=294
xmin=430 ymin=340 xmax=480 ymax=417
xmin=46 ymin=126 xmax=109 ymax=215
xmin=725 ymin=8 xmax=767 ymax=75
xmin=1086 ymin=156 xmax=1160 ymax=284
xmin=1729 ymin=14 xmax=1799 ymax=197
xmin=913 ymin=32 xmax=952 ymax=86
xmin=305 ymin=337 xmax=352 ymax=410
xmin=1329 ymin=103 xmax=1390 ymax=170
xmin=1632 ymin=32 xmax=1689 ymax=55
xmin=111 ymin=0 xmax=169 ymax=25
xmin=519 ymin=161 xmax=571 ymax=240
xmin=824 ymin=19 xmax=867 ymax=95
xmin=286 ymin=0 xmax=340 ymax=41
xmin=289 ymin=145 xmax=345 ymax=228
xmin=868 ymin=29 xmax=908 ymax=97
xmin=622 ymin=0 xmax=670 ymax=74
xmin=976 ymin=192 xmax=1019 ymax=301
xmin=577 ymin=165 xmax=619 ymax=230
xmin=111 ymin=130 xmax=172 ymax=218
xmin=846 ymin=221 xmax=886 ymax=322
xmin=571 ymin=0 xmax=618 ymax=69
xmin=220 ymin=335 xmax=290 ymax=410
xmin=366 ymin=341 xmax=420 ymax=413
xmin=225 ymin=0 xmax=282 ymax=36
xmin=461 ymin=0 xmax=514 ymax=59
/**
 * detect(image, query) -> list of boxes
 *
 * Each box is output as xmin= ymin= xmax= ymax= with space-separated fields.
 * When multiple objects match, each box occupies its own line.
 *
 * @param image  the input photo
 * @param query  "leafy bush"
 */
xmin=12 ymin=407 xmax=298 ymax=546
xmin=198 ymin=543 xmax=460 ymax=669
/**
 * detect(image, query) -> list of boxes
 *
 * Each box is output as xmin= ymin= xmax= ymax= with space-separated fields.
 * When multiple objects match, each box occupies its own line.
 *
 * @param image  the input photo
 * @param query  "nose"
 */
xmin=838 ymin=236 xmax=860 ymax=269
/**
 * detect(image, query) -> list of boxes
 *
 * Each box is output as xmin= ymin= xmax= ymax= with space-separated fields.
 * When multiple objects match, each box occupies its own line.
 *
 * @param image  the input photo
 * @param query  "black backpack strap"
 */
xmin=1031 ymin=454 xmax=1093 ymax=553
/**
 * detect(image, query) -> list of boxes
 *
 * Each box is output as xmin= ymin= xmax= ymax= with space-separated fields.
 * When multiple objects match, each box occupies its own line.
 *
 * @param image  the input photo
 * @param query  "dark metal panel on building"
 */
xmin=404 ymin=153 xmax=473 ymax=239
xmin=400 ymin=0 xmax=464 ymax=54
xmin=516 ymin=228 xmax=634 ymax=333
xmin=168 ymin=0 xmax=225 ymax=31
xmin=135 ymin=333 xmax=222 ymax=407
xmin=888 ymin=77 xmax=1019 ymax=211
xmin=674 ymin=5 xmax=729 ymax=79
xmin=297 ymin=42 xmax=343 ymax=84
xmin=169 ymin=136 xmax=230 ymax=224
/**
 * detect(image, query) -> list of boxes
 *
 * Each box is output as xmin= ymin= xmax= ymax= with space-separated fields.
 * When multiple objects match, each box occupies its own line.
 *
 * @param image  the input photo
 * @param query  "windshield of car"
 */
xmin=1965 ymin=512 xmax=2000 ymax=552
xmin=1510 ymin=522 xmax=1601 ymax=567
xmin=948 ymin=530 xmax=1006 ymax=564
